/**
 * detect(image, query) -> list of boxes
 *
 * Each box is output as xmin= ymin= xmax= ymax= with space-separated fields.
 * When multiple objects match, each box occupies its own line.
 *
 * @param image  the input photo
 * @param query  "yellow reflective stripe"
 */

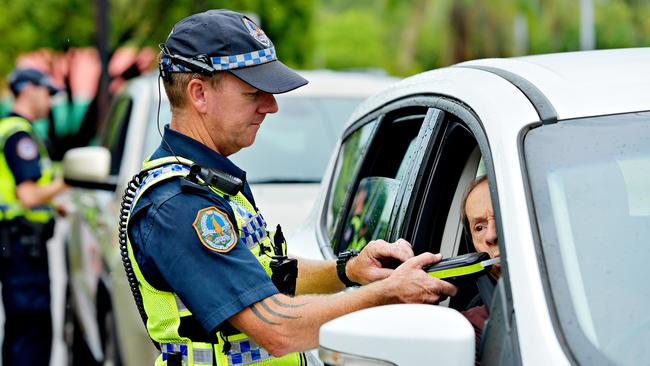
xmin=0 ymin=205 xmax=54 ymax=223
xmin=427 ymin=262 xmax=485 ymax=279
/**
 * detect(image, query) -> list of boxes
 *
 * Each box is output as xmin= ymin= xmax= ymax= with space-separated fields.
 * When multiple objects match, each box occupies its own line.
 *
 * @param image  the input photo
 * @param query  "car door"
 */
xmin=66 ymin=93 xmax=133 ymax=361
xmin=318 ymin=101 xmax=443 ymax=259
xmin=320 ymin=95 xmax=522 ymax=365
xmin=393 ymin=96 xmax=521 ymax=366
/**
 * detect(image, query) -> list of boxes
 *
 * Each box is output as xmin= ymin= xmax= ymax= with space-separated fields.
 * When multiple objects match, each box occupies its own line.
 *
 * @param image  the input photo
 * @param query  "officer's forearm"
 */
xmin=294 ymin=257 xmax=344 ymax=295
xmin=16 ymin=179 xmax=67 ymax=208
xmin=229 ymin=283 xmax=400 ymax=357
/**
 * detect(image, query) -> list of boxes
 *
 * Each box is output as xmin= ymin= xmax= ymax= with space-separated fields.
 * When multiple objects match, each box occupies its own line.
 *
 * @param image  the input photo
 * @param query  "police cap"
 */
xmin=161 ymin=9 xmax=308 ymax=94
xmin=8 ymin=68 xmax=62 ymax=96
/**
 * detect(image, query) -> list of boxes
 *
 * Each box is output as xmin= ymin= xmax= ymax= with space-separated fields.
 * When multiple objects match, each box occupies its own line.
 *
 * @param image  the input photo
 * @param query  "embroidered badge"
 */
xmin=16 ymin=137 xmax=38 ymax=160
xmin=242 ymin=16 xmax=271 ymax=47
xmin=193 ymin=207 xmax=237 ymax=253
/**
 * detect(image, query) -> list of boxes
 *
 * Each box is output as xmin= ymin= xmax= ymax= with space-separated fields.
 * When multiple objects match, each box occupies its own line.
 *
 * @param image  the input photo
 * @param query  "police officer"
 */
xmin=0 ymin=68 xmax=68 ymax=365
xmin=125 ymin=9 xmax=456 ymax=366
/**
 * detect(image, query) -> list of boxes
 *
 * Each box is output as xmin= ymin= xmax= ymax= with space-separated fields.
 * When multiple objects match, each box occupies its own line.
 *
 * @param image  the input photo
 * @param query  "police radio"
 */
xmin=269 ymin=224 xmax=298 ymax=296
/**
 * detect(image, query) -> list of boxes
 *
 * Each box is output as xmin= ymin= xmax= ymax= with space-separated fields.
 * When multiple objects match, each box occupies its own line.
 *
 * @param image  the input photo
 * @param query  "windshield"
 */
xmin=143 ymin=96 xmax=362 ymax=184
xmin=231 ymin=96 xmax=361 ymax=183
xmin=525 ymin=112 xmax=650 ymax=365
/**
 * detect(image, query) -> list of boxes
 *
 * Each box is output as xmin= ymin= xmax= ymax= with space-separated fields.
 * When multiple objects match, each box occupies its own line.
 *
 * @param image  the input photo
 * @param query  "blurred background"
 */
xmin=1 ymin=1 xmax=650 ymax=365
xmin=2 ymin=0 xmax=650 ymax=157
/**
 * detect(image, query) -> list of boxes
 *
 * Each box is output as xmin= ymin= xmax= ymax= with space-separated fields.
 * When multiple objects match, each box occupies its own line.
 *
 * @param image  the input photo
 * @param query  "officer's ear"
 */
xmin=187 ymin=78 xmax=208 ymax=114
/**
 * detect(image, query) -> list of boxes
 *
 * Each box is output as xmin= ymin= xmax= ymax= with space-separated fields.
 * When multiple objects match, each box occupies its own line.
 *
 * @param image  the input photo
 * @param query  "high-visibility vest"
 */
xmin=0 ymin=116 xmax=55 ymax=223
xmin=126 ymin=156 xmax=306 ymax=366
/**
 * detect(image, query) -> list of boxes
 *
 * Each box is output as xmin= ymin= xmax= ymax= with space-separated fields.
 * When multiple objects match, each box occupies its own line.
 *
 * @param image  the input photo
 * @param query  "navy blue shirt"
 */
xmin=128 ymin=126 xmax=278 ymax=335
xmin=2 ymin=113 xmax=41 ymax=185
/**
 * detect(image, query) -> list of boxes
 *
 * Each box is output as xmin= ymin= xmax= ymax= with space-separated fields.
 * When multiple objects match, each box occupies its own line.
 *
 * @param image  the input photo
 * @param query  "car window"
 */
xmin=339 ymin=177 xmax=400 ymax=252
xmin=324 ymin=120 xmax=378 ymax=240
xmin=142 ymin=96 xmax=363 ymax=184
xmin=525 ymin=112 xmax=650 ymax=365
xmin=98 ymin=95 xmax=133 ymax=176
xmin=330 ymin=108 xmax=430 ymax=253
xmin=231 ymin=97 xmax=362 ymax=183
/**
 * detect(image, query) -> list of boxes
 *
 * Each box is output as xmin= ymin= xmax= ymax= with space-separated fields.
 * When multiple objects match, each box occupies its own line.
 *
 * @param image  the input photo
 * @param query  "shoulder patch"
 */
xmin=193 ymin=206 xmax=237 ymax=253
xmin=16 ymin=137 xmax=38 ymax=160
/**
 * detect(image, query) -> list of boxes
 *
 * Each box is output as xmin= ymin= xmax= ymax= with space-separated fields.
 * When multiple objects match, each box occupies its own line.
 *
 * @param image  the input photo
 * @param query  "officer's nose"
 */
xmin=259 ymin=92 xmax=278 ymax=114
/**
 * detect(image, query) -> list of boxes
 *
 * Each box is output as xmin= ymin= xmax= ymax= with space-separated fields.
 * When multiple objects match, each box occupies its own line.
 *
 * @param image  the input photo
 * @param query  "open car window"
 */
xmin=339 ymin=177 xmax=400 ymax=252
xmin=329 ymin=106 xmax=433 ymax=254
xmin=324 ymin=119 xmax=379 ymax=241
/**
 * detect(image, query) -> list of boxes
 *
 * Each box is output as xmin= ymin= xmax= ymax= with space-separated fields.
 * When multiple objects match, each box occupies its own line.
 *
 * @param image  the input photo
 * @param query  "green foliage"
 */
xmin=1 ymin=0 xmax=650 ymax=81
xmin=314 ymin=9 xmax=390 ymax=71
xmin=0 ymin=0 xmax=94 ymax=79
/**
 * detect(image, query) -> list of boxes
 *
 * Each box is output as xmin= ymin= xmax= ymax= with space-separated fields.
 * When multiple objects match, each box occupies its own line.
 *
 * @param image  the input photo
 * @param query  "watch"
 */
xmin=336 ymin=250 xmax=360 ymax=287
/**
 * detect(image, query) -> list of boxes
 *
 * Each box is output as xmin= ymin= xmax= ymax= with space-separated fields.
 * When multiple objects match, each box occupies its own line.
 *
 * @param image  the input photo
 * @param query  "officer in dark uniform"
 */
xmin=0 ymin=68 xmax=68 ymax=366
xmin=124 ymin=9 xmax=456 ymax=366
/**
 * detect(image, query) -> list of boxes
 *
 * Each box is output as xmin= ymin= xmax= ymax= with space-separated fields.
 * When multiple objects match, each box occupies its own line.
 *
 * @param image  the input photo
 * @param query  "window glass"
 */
xmin=144 ymin=96 xmax=362 ymax=184
xmin=325 ymin=120 xmax=378 ymax=239
xmin=231 ymin=97 xmax=362 ymax=183
xmin=333 ymin=110 xmax=428 ymax=252
xmin=525 ymin=112 xmax=650 ymax=365
xmin=98 ymin=96 xmax=133 ymax=175
xmin=340 ymin=177 xmax=400 ymax=251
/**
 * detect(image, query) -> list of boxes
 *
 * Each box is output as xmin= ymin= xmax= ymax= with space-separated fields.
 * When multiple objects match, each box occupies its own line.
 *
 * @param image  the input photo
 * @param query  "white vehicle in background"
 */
xmin=230 ymin=70 xmax=399 ymax=233
xmin=288 ymin=48 xmax=650 ymax=365
xmin=61 ymin=70 xmax=398 ymax=365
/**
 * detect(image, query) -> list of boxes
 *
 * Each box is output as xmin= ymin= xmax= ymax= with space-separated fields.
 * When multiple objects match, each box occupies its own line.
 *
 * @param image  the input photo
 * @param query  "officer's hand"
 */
xmin=384 ymin=252 xmax=457 ymax=304
xmin=347 ymin=238 xmax=415 ymax=285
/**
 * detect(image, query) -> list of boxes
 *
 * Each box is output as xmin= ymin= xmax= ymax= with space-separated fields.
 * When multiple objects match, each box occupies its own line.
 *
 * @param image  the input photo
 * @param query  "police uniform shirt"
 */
xmin=128 ymin=126 xmax=278 ymax=335
xmin=2 ymin=113 xmax=41 ymax=184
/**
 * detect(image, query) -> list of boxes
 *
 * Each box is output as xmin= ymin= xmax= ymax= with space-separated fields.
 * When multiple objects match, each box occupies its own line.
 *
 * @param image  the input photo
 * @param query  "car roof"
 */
xmin=284 ymin=70 xmax=400 ymax=98
xmin=348 ymin=48 xmax=650 ymax=126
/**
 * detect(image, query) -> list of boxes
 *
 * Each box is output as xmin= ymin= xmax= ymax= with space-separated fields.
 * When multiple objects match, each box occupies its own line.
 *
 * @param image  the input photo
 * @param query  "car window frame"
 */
xmin=98 ymin=94 xmax=134 ymax=179
xmin=318 ymin=115 xmax=383 ymax=253
xmin=386 ymin=95 xmax=522 ymax=365
xmin=318 ymin=99 xmax=444 ymax=257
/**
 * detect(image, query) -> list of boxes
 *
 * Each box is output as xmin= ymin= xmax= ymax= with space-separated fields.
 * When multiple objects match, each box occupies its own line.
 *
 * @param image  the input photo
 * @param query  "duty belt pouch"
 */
xmin=0 ymin=221 xmax=10 ymax=260
xmin=17 ymin=218 xmax=49 ymax=261
xmin=166 ymin=351 xmax=183 ymax=366
xmin=271 ymin=256 xmax=298 ymax=296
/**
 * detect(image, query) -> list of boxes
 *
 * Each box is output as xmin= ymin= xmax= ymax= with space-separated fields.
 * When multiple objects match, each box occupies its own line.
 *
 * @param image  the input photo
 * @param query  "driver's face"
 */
xmin=465 ymin=180 xmax=500 ymax=278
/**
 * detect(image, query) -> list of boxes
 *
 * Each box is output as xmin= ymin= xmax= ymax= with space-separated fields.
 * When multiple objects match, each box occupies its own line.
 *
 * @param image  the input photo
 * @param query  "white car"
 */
xmin=61 ymin=70 xmax=397 ymax=365
xmin=288 ymin=48 xmax=650 ymax=365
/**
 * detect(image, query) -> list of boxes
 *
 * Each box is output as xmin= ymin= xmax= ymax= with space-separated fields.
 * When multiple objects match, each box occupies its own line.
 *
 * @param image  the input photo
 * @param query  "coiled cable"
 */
xmin=118 ymin=171 xmax=159 ymax=348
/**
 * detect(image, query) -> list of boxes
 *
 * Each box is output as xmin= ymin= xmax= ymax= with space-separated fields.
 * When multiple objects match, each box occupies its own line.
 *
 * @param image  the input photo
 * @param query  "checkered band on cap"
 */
xmin=161 ymin=47 xmax=276 ymax=73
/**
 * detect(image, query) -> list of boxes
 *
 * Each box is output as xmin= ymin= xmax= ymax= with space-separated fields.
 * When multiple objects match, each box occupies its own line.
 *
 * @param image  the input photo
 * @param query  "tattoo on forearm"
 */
xmin=251 ymin=304 xmax=280 ymax=325
xmin=261 ymin=300 xmax=301 ymax=320
xmin=270 ymin=296 xmax=305 ymax=308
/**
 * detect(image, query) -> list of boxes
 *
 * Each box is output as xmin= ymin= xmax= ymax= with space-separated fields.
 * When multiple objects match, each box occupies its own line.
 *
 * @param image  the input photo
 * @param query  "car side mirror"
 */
xmin=63 ymin=146 xmax=117 ymax=191
xmin=319 ymin=304 xmax=475 ymax=366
